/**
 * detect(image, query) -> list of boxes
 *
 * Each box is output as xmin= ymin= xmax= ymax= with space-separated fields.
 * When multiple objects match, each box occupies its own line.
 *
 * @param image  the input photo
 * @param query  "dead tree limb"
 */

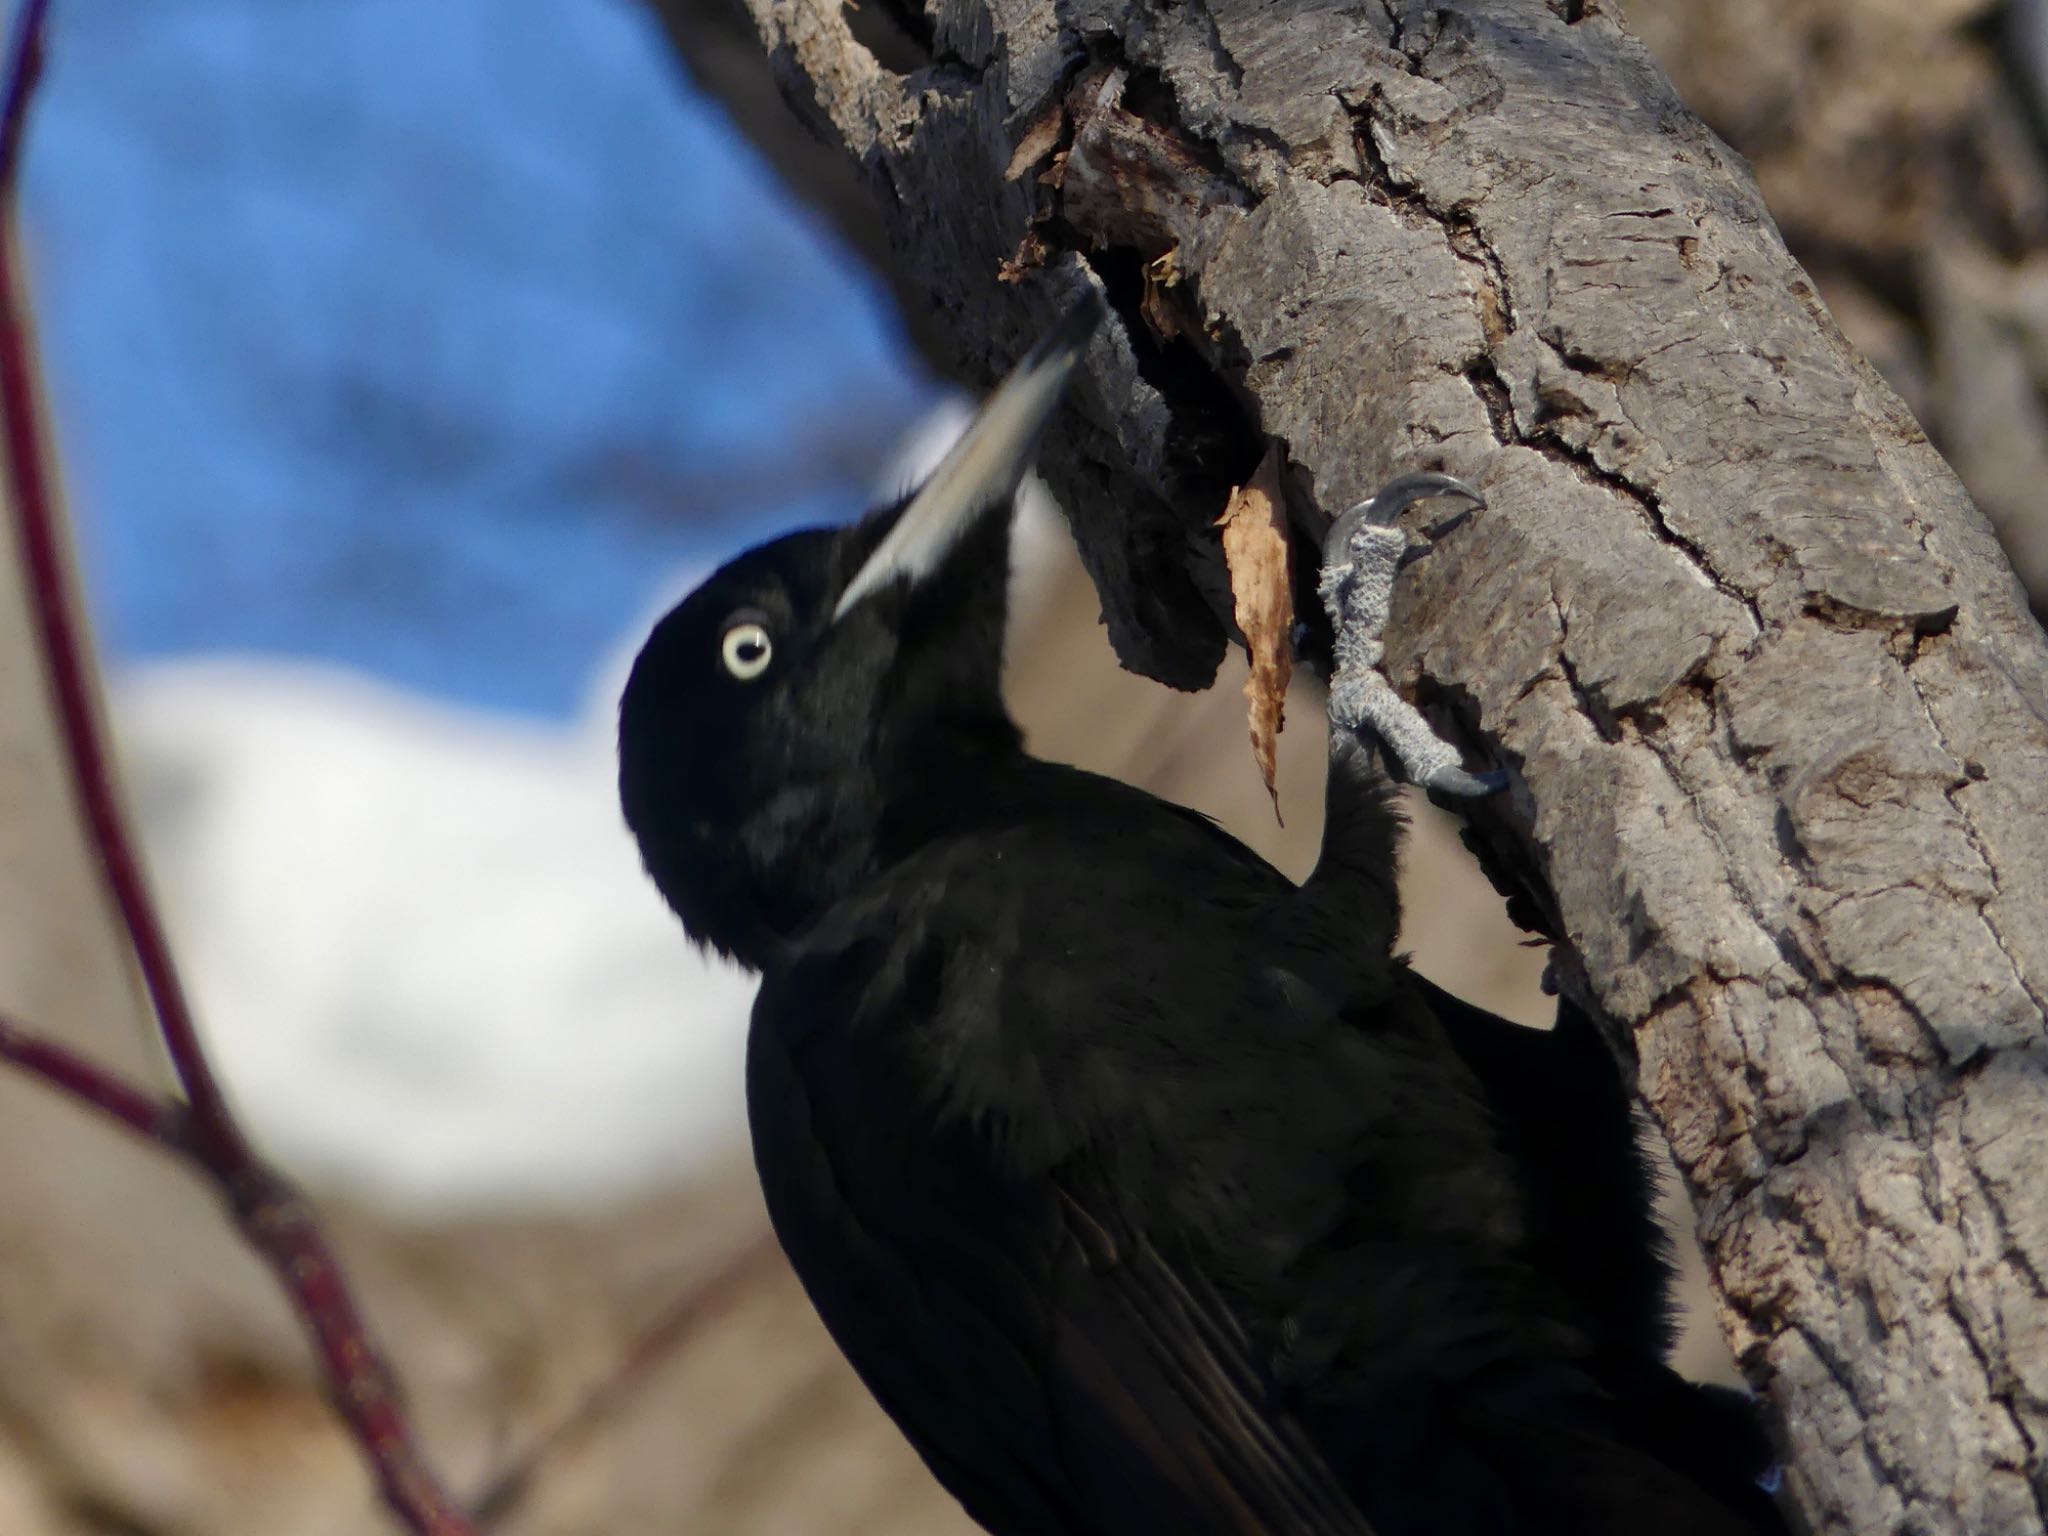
xmin=649 ymin=0 xmax=2048 ymax=1529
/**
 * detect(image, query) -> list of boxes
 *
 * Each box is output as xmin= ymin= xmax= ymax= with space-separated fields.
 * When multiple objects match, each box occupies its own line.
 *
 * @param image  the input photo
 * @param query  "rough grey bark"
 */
xmin=641 ymin=0 xmax=959 ymax=363
xmin=649 ymin=0 xmax=2048 ymax=1530
xmin=1624 ymin=0 xmax=2048 ymax=619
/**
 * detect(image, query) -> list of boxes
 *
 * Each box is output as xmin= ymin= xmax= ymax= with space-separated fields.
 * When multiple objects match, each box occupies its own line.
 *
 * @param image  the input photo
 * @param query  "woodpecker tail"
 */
xmin=1601 ymin=1366 xmax=1793 ymax=1536
xmin=1472 ymin=1401 xmax=1793 ymax=1536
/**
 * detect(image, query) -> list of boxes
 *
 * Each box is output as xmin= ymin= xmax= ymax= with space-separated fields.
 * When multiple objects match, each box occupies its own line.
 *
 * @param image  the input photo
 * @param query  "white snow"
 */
xmin=105 ymin=397 xmax=1068 ymax=1220
xmin=114 ymin=640 xmax=758 ymax=1218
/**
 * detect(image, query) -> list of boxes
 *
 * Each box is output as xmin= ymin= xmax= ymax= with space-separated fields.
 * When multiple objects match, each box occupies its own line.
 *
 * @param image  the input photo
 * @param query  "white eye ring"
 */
xmin=720 ymin=620 xmax=774 ymax=681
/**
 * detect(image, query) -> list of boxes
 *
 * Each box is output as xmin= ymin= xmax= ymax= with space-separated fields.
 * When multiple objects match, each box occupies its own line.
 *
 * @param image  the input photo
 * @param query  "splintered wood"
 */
xmin=1217 ymin=447 xmax=1292 ymax=820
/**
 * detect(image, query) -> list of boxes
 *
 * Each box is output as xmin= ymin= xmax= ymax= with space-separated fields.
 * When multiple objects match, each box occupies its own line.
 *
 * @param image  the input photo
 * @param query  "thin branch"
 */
xmin=0 ymin=0 xmax=44 ymax=190
xmin=475 ymin=1234 xmax=785 ymax=1526
xmin=0 ymin=1010 xmax=194 ymax=1151
xmin=0 ymin=8 xmax=482 ymax=1534
xmin=223 ymin=1166 xmax=480 ymax=1536
xmin=1 ymin=0 xmax=246 ymax=1157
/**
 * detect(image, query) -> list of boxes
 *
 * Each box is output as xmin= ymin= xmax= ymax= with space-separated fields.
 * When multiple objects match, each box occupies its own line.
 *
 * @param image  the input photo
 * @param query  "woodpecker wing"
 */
xmin=742 ymin=757 xmax=1782 ymax=1536
xmin=748 ymin=937 xmax=1379 ymax=1536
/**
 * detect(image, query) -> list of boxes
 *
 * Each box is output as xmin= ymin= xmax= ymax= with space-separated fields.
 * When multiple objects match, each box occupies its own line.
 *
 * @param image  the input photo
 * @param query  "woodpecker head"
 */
xmin=618 ymin=295 xmax=1101 ymax=966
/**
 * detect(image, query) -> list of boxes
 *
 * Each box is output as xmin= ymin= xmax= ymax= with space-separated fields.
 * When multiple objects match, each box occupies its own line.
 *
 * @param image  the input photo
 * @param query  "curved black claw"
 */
xmin=1426 ymin=766 xmax=1511 ymax=799
xmin=1323 ymin=472 xmax=1487 ymax=567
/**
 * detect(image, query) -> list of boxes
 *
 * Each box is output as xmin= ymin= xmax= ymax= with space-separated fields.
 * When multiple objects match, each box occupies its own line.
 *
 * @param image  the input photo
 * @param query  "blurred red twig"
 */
xmin=0 ymin=1013 xmax=195 ymax=1150
xmin=0 ymin=5 xmax=482 ymax=1533
xmin=475 ymin=1233 xmax=784 ymax=1526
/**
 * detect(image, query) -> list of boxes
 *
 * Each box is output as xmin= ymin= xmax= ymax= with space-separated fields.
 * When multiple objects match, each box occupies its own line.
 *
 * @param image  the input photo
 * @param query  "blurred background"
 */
xmin=0 ymin=1 xmax=2044 ymax=1531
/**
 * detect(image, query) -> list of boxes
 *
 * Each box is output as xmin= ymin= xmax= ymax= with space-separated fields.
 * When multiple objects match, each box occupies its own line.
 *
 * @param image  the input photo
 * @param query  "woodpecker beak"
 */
xmin=834 ymin=294 xmax=1102 ymax=621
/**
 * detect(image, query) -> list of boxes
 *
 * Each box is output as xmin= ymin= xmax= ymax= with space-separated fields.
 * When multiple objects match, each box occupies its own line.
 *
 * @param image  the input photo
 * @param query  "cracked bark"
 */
xmin=643 ymin=0 xmax=2048 ymax=1530
xmin=1626 ymin=0 xmax=2048 ymax=622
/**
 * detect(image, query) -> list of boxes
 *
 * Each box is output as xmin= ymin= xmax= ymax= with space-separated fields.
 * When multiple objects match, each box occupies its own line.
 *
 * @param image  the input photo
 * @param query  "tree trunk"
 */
xmin=648 ymin=0 xmax=2048 ymax=1529
xmin=1626 ymin=0 xmax=2048 ymax=620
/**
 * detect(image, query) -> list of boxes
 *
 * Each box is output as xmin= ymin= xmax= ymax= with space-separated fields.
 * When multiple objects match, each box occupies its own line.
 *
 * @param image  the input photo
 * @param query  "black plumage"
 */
xmin=618 ymin=298 xmax=1785 ymax=1535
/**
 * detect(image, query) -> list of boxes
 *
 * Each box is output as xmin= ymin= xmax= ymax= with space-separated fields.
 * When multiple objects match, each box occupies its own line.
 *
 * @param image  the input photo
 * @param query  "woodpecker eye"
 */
xmin=720 ymin=618 xmax=774 ymax=681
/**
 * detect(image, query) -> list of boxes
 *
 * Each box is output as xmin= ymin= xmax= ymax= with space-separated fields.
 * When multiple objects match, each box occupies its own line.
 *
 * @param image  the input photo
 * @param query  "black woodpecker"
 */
xmin=618 ymin=294 xmax=1787 ymax=1536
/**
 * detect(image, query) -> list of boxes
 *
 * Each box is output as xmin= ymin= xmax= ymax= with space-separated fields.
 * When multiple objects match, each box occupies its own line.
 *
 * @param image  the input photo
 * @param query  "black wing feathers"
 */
xmin=752 ymin=948 xmax=1381 ymax=1536
xmin=748 ymin=765 xmax=1783 ymax=1535
xmin=749 ymin=1010 xmax=1078 ymax=1531
xmin=1047 ymin=1174 xmax=1378 ymax=1536
xmin=1412 ymin=976 xmax=1678 ymax=1361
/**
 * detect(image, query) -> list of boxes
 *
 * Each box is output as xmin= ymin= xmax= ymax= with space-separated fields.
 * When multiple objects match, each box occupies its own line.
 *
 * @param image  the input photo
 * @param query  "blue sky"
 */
xmin=19 ymin=0 xmax=932 ymax=716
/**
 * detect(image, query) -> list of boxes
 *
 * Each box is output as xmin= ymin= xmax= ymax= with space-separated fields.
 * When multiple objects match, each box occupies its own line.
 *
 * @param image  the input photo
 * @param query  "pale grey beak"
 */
xmin=833 ymin=294 xmax=1102 ymax=621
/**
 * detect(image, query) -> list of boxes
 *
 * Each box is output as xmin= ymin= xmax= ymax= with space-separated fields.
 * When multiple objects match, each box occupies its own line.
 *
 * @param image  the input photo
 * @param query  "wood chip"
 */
xmin=1005 ymin=100 xmax=1067 ymax=182
xmin=998 ymin=228 xmax=1050 ymax=283
xmin=1216 ymin=445 xmax=1294 ymax=820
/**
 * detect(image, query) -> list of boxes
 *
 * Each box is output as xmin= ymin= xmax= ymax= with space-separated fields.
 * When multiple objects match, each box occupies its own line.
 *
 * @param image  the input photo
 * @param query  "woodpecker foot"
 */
xmin=1318 ymin=473 xmax=1504 ymax=799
